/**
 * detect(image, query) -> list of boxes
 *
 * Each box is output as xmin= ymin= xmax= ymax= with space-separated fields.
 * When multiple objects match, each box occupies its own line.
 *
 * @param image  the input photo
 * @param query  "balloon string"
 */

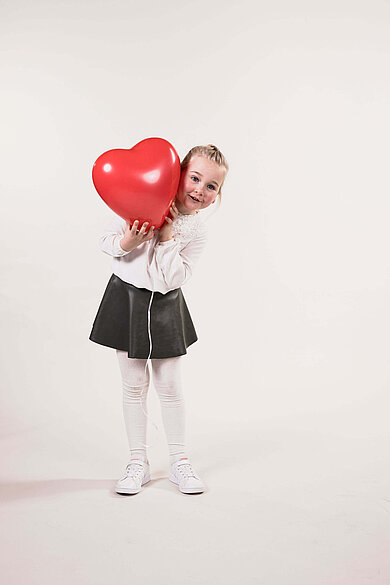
xmin=140 ymin=291 xmax=159 ymax=450
xmin=136 ymin=201 xmax=219 ymax=452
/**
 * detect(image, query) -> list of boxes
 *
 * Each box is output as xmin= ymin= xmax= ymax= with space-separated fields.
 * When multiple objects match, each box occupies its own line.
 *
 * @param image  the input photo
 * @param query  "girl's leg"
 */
xmin=116 ymin=350 xmax=150 ymax=463
xmin=151 ymin=356 xmax=188 ymax=465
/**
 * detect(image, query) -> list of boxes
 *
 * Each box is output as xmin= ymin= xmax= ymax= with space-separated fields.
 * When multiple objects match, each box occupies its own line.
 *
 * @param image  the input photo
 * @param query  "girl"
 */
xmin=89 ymin=144 xmax=228 ymax=495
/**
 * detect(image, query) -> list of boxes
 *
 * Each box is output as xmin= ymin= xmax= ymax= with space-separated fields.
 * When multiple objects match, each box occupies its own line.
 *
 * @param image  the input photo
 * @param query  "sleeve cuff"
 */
xmin=115 ymin=237 xmax=132 ymax=256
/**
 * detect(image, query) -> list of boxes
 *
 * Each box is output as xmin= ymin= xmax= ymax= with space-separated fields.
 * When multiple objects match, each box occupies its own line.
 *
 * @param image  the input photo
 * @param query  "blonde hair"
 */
xmin=181 ymin=144 xmax=229 ymax=202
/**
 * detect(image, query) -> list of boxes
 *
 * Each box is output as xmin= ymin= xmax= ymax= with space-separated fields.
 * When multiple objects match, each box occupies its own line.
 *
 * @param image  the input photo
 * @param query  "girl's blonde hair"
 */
xmin=181 ymin=144 xmax=229 ymax=202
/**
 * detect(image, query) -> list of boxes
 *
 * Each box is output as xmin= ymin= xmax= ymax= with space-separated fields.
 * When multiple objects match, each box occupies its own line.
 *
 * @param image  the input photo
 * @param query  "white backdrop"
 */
xmin=1 ymin=1 xmax=390 ymax=583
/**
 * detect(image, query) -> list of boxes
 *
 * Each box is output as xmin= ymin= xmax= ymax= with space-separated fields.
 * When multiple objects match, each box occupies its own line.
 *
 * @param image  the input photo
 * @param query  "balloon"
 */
xmin=92 ymin=137 xmax=181 ymax=229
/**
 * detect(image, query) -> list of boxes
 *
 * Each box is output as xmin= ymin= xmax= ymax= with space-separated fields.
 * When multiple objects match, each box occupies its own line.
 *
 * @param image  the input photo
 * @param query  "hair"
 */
xmin=180 ymin=144 xmax=229 ymax=203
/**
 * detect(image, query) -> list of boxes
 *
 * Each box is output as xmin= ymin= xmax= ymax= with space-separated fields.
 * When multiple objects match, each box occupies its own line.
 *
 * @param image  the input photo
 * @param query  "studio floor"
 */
xmin=1 ymin=409 xmax=389 ymax=585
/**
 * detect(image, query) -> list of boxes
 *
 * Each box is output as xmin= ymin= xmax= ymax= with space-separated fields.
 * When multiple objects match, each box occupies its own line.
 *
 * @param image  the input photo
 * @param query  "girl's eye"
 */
xmin=191 ymin=176 xmax=199 ymax=182
xmin=208 ymin=184 xmax=215 ymax=190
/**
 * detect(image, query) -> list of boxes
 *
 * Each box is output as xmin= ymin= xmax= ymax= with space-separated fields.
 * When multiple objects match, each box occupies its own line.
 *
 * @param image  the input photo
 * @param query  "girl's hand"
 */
xmin=159 ymin=202 xmax=179 ymax=242
xmin=120 ymin=220 xmax=155 ymax=252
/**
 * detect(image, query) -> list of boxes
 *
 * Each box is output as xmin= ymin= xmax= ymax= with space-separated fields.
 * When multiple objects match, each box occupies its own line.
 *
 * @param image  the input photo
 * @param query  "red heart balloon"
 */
xmin=92 ymin=137 xmax=181 ymax=229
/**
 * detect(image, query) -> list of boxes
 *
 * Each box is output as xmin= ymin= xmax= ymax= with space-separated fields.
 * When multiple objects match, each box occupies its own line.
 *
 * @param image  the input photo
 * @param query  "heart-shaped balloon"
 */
xmin=92 ymin=137 xmax=181 ymax=229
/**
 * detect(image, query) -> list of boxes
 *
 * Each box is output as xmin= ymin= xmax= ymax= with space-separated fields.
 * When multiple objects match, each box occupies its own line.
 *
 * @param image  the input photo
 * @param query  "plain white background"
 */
xmin=1 ymin=1 xmax=390 ymax=583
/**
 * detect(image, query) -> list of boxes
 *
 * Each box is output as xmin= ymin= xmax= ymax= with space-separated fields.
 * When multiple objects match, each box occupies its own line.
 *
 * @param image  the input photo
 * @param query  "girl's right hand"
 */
xmin=120 ymin=220 xmax=155 ymax=252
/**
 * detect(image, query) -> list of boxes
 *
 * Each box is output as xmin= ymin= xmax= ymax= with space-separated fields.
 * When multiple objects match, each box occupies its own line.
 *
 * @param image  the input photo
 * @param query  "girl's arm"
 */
xmin=150 ymin=223 xmax=208 ymax=289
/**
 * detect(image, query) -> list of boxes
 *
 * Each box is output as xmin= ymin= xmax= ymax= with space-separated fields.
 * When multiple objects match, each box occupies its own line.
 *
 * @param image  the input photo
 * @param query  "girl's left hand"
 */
xmin=159 ymin=202 xmax=179 ymax=241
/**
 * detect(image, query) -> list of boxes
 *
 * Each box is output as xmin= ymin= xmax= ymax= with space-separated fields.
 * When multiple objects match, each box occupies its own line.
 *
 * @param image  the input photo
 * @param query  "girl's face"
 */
xmin=175 ymin=155 xmax=227 ymax=215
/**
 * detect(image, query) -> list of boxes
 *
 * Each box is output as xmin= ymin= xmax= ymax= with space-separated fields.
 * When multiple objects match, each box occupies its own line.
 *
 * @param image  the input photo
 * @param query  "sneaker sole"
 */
xmin=169 ymin=474 xmax=205 ymax=494
xmin=115 ymin=474 xmax=151 ymax=495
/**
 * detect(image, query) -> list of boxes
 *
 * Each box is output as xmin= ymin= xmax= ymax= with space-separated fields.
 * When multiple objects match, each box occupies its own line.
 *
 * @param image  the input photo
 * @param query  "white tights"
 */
xmin=116 ymin=350 xmax=188 ymax=465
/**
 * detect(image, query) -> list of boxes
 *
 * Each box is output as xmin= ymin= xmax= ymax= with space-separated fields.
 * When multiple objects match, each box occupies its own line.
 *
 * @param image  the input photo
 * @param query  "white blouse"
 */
xmin=99 ymin=211 xmax=208 ymax=294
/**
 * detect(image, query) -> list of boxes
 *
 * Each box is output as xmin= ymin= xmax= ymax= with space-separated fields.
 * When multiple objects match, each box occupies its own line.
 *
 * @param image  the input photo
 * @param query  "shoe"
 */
xmin=115 ymin=459 xmax=151 ymax=495
xmin=169 ymin=458 xmax=205 ymax=494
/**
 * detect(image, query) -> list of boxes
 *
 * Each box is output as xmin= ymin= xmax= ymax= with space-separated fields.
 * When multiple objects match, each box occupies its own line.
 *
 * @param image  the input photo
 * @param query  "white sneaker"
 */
xmin=115 ymin=459 xmax=151 ymax=495
xmin=169 ymin=458 xmax=206 ymax=494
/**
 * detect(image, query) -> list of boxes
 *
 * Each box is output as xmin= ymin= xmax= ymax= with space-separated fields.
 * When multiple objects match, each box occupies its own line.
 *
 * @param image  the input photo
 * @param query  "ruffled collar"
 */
xmin=172 ymin=211 xmax=202 ymax=242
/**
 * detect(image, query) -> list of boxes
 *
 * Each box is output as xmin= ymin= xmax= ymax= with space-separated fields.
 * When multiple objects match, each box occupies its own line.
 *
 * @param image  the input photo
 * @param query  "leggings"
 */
xmin=116 ymin=350 xmax=187 ymax=465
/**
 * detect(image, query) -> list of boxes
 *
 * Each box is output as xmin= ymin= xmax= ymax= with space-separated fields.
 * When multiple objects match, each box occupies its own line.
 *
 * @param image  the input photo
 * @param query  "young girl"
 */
xmin=89 ymin=144 xmax=228 ymax=495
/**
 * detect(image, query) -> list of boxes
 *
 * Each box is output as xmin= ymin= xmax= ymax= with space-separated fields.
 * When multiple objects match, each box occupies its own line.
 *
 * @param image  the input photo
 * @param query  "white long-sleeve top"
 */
xmin=99 ymin=211 xmax=208 ymax=294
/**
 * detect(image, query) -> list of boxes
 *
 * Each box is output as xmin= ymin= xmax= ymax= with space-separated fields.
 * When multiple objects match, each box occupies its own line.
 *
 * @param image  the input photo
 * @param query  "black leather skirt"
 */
xmin=89 ymin=274 xmax=198 ymax=359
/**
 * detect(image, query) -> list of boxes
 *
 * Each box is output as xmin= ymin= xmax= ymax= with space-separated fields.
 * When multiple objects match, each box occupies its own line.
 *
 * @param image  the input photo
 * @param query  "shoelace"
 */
xmin=124 ymin=463 xmax=144 ymax=479
xmin=176 ymin=463 xmax=197 ymax=479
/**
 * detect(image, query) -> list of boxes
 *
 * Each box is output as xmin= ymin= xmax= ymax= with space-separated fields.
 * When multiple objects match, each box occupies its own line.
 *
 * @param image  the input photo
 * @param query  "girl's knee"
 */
xmin=122 ymin=380 xmax=149 ymax=403
xmin=157 ymin=393 xmax=184 ymax=408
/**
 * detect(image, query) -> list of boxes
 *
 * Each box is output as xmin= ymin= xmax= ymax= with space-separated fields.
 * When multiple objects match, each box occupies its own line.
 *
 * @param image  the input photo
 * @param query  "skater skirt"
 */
xmin=89 ymin=274 xmax=198 ymax=359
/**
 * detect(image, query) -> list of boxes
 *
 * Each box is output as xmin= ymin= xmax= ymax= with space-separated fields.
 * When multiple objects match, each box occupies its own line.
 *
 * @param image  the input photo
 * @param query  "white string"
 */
xmin=135 ymin=203 xmax=220 ymax=452
xmin=139 ymin=290 xmax=160 ymax=450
